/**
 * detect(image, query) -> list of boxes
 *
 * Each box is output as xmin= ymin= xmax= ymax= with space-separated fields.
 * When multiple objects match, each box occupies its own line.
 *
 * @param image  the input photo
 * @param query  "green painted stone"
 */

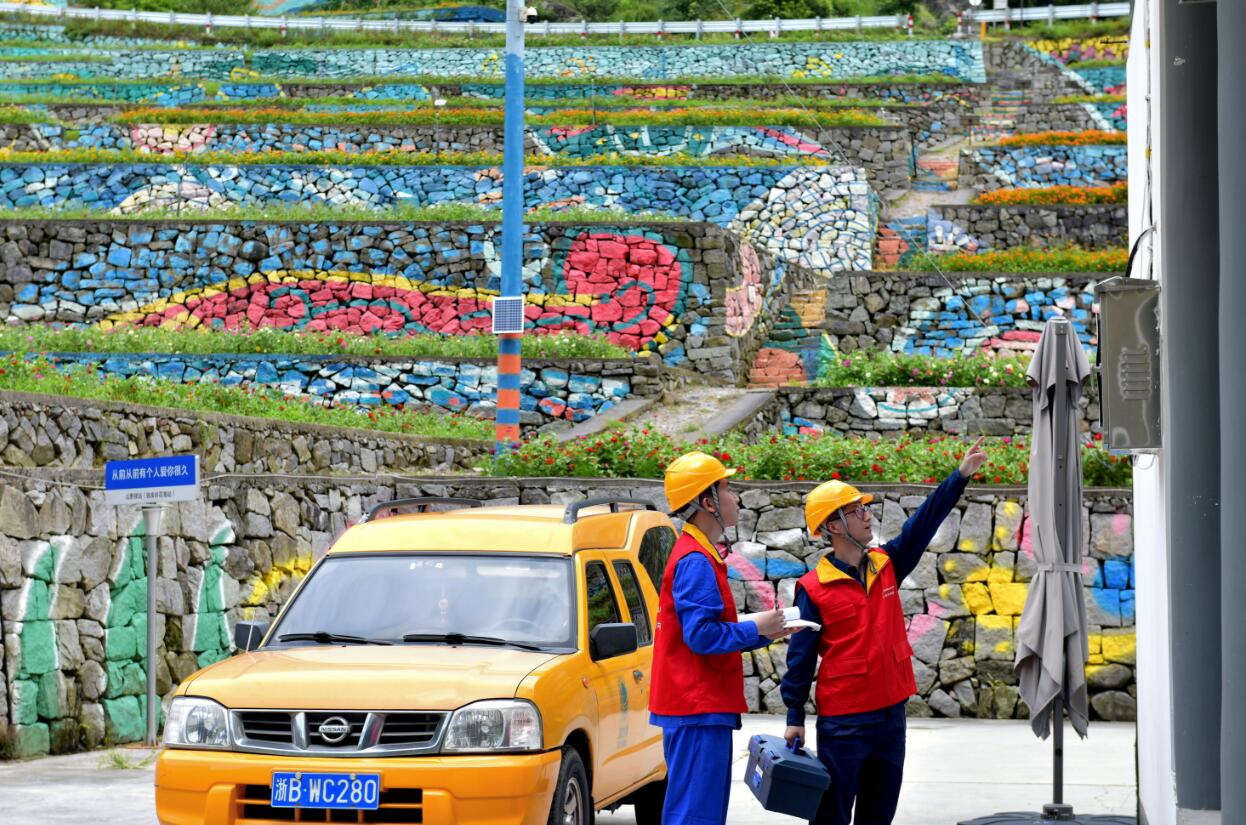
xmin=107 ymin=580 xmax=146 ymax=629
xmin=105 ymin=661 xmax=126 ymax=700
xmin=121 ymin=662 xmax=146 ymax=697
xmin=196 ymin=647 xmax=229 ymax=669
xmin=12 ymin=679 xmax=37 ymax=725
xmin=23 ymin=579 xmax=49 ymax=621
xmin=106 ymin=626 xmax=138 ymax=661
xmin=31 ymin=542 xmax=56 ymax=584
xmin=19 ymin=620 xmax=57 ymax=677
xmin=36 ymin=670 xmax=59 ymax=720
xmin=103 ymin=696 xmax=144 ymax=744
xmin=11 ymin=723 xmax=50 ymax=758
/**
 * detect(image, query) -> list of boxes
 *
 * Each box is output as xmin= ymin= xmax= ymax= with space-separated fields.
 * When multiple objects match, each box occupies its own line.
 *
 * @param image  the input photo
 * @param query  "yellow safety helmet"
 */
xmin=805 ymin=480 xmax=873 ymax=538
xmin=664 ymin=451 xmax=736 ymax=513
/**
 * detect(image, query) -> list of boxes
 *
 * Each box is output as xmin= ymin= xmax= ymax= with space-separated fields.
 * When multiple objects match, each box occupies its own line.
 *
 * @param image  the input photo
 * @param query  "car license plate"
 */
xmin=270 ymin=772 xmax=381 ymax=810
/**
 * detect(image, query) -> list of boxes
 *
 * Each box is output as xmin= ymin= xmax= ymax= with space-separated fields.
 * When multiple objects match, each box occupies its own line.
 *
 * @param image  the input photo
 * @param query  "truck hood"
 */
xmin=183 ymin=645 xmax=559 ymax=710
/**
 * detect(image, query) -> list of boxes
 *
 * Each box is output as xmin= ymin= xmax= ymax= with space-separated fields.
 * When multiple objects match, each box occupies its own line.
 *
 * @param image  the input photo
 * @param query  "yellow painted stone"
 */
xmin=957 ymin=536 xmax=981 ymax=553
xmin=1088 ymin=654 xmax=1105 ymax=665
xmin=1087 ymin=633 xmax=1102 ymax=655
xmin=977 ymin=614 xmax=1013 ymax=632
xmin=987 ymin=563 xmax=1014 ymax=584
xmin=966 ymin=565 xmax=991 ymax=583
xmin=1101 ymin=631 xmax=1137 ymax=665
xmin=989 ymin=583 xmax=1030 ymax=616
xmin=963 ymin=583 xmax=994 ymax=615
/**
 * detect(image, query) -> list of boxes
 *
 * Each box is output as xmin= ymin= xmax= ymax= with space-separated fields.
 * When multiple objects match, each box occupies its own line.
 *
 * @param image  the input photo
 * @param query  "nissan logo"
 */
xmin=317 ymin=717 xmax=352 ymax=744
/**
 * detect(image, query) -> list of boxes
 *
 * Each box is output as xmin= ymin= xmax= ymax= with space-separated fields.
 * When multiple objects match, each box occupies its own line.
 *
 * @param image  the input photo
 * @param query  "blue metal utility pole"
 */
xmin=494 ymin=0 xmax=526 ymax=451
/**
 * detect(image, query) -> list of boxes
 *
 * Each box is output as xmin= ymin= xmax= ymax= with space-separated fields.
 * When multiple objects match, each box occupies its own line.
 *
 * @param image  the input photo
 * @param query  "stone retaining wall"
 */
xmin=926 ymin=204 xmax=1128 ymax=253
xmin=746 ymin=385 xmax=1100 ymax=438
xmin=0 ymin=41 xmax=985 ymax=82
xmin=1003 ymin=104 xmax=1113 ymax=134
xmin=748 ymin=272 xmax=1100 ymax=386
xmin=0 ymin=163 xmax=875 ymax=276
xmin=32 ymin=353 xmax=665 ymax=430
xmin=0 ymin=467 xmax=1134 ymax=757
xmin=0 ymin=122 xmax=912 ymax=190
xmin=0 ymin=391 xmax=483 ymax=475
xmin=984 ymin=41 xmax=1085 ymax=99
xmin=960 ymin=144 xmax=1127 ymax=190
xmin=0 ymin=219 xmax=836 ymax=382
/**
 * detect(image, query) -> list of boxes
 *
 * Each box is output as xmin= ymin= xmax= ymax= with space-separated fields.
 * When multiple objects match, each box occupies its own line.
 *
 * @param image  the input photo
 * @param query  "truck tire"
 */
xmin=548 ymin=747 xmax=591 ymax=825
xmin=633 ymin=778 xmax=666 ymax=825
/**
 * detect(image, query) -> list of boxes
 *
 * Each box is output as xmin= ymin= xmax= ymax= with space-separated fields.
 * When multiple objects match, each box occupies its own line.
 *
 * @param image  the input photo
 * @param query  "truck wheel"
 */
xmin=633 ymin=778 xmax=666 ymax=825
xmin=548 ymin=747 xmax=591 ymax=825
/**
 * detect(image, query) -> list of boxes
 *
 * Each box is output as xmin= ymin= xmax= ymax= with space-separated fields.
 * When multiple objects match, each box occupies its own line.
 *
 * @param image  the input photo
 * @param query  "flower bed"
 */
xmin=993 ymin=130 xmax=1126 ymax=147
xmin=905 ymin=246 xmax=1127 ymax=273
xmin=814 ymin=350 xmax=1033 ymax=388
xmin=975 ymin=182 xmax=1127 ymax=206
xmin=490 ymin=427 xmax=1131 ymax=487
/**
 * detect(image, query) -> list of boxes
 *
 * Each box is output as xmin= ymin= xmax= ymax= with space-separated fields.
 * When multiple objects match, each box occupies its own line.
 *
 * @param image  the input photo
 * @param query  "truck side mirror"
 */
xmin=234 ymin=621 xmax=270 ymax=653
xmin=589 ymin=623 xmax=638 ymax=661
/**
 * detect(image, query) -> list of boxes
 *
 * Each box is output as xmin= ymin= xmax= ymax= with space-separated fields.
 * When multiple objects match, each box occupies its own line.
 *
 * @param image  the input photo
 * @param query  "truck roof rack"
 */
xmin=563 ymin=497 xmax=657 ymax=524
xmin=362 ymin=497 xmax=482 ymax=523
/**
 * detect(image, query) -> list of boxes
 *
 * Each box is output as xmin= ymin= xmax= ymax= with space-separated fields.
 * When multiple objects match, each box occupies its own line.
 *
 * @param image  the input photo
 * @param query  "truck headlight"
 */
xmin=163 ymin=697 xmax=231 ymax=749
xmin=442 ymin=700 xmax=542 ymax=752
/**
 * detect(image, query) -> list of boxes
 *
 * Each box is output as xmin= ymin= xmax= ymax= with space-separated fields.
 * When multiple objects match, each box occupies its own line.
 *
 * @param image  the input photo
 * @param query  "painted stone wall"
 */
xmin=748 ymin=272 xmax=1099 ymax=386
xmin=960 ymin=145 xmax=1127 ymax=190
xmin=984 ymin=41 xmax=1086 ymax=100
xmin=0 ymin=164 xmax=875 ymax=274
xmin=926 ymin=204 xmax=1128 ymax=253
xmin=0 ymin=468 xmax=1135 ymax=757
xmin=994 ymin=104 xmax=1118 ymax=135
xmin=3 ymin=122 xmax=912 ymax=189
xmin=248 ymin=41 xmax=987 ymax=82
xmin=745 ymin=385 xmax=1100 ymax=438
xmin=0 ymin=41 xmax=986 ymax=83
xmin=32 ymin=353 xmax=666 ymax=429
xmin=0 ymin=391 xmax=482 ymax=475
xmin=0 ymin=220 xmax=826 ymax=381
xmin=0 ymin=79 xmax=986 ymax=107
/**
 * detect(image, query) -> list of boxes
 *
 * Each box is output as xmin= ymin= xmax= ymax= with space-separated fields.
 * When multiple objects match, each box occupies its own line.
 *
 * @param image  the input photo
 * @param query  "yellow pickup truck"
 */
xmin=155 ymin=497 xmax=676 ymax=825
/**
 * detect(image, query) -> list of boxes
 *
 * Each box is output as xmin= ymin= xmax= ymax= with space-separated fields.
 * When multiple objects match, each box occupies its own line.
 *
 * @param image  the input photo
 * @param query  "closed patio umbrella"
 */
xmin=960 ymin=316 xmax=1132 ymax=825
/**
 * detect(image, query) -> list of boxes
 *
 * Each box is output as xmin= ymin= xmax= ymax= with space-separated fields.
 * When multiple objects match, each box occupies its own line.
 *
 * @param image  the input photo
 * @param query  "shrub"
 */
xmin=490 ymin=427 xmax=1131 ymax=487
xmin=814 ymin=350 xmax=1033 ymax=388
xmin=975 ymin=182 xmax=1127 ymax=206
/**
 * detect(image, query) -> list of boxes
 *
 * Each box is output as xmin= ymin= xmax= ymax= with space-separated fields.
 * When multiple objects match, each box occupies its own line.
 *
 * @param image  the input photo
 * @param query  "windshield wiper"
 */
xmin=402 ymin=632 xmax=546 ymax=652
xmin=278 ymin=631 xmax=393 ymax=646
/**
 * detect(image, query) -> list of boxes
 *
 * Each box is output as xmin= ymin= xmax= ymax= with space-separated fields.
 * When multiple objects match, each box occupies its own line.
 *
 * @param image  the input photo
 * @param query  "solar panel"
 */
xmin=491 ymin=296 xmax=526 ymax=334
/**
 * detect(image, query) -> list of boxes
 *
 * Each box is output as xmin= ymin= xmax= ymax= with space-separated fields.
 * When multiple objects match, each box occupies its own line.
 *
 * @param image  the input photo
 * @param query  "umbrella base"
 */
xmin=958 ymin=814 xmax=1136 ymax=825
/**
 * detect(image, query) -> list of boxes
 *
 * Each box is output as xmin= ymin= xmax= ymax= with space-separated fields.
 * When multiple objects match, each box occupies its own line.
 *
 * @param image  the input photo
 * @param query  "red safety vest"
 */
xmin=649 ymin=525 xmax=748 ymax=716
xmin=797 ymin=550 xmax=916 ymax=717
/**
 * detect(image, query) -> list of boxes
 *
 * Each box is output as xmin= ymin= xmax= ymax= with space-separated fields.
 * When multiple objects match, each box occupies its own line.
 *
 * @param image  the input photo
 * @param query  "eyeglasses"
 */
xmin=841 ymin=505 xmax=874 ymax=522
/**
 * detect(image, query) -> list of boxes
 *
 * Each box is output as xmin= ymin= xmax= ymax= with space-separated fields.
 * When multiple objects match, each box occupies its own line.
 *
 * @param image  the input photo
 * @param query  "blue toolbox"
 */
xmin=744 ymin=733 xmax=832 ymax=819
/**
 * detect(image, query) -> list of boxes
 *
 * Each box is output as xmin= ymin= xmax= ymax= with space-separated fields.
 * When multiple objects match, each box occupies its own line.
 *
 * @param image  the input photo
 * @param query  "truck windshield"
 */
xmin=270 ymin=554 xmax=576 ymax=650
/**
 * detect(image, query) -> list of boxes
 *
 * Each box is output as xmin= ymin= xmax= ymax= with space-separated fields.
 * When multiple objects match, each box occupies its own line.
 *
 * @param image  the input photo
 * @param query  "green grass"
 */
xmin=106 ymin=104 xmax=887 ymax=128
xmin=900 ymin=246 xmax=1128 ymax=273
xmin=1008 ymin=18 xmax=1131 ymax=41
xmin=0 ymin=53 xmax=112 ymax=63
xmin=0 ymin=202 xmax=685 ymax=223
xmin=1064 ymin=58 xmax=1126 ymax=69
xmin=0 ymin=354 xmax=493 ymax=441
xmin=2 ymin=326 xmax=633 ymax=360
xmin=0 ymin=147 xmax=836 ymax=167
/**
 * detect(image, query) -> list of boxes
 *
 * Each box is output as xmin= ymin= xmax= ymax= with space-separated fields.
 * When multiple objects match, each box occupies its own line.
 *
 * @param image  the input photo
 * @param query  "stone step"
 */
xmin=554 ymin=396 xmax=657 ymax=443
xmin=693 ymin=390 xmax=777 ymax=439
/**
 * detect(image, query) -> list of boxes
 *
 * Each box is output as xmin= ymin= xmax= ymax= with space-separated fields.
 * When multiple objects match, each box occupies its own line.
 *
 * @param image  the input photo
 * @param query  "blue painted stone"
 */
xmin=106 ymin=245 xmax=132 ymax=268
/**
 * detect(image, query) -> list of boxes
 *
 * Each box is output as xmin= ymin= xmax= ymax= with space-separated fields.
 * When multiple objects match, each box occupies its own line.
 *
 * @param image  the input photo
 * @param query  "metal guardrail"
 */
xmin=0 ymin=2 xmax=1131 ymax=36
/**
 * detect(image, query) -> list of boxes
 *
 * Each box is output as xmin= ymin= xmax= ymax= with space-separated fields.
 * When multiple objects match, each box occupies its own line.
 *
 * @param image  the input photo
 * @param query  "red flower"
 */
xmin=871 ymin=463 xmax=884 ymax=475
xmin=831 ymin=471 xmax=840 ymax=480
xmin=1093 ymin=432 xmax=1104 ymax=441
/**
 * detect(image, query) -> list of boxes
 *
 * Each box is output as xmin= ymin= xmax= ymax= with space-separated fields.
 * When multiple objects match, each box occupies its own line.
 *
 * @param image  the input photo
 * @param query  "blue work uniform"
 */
xmin=781 ymin=471 xmax=968 ymax=825
xmin=650 ymin=525 xmax=771 ymax=825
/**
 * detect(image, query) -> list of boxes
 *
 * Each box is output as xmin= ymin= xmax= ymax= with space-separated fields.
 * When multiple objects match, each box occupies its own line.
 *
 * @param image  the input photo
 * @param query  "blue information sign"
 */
xmin=104 ymin=455 xmax=200 ymax=506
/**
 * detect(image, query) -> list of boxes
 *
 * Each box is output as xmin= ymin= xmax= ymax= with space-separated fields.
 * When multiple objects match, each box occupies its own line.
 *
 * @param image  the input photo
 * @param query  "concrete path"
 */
xmin=0 ymin=717 xmax=1135 ymax=825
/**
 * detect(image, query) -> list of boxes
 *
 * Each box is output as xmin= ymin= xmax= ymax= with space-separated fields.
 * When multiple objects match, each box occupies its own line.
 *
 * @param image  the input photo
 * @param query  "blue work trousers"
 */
xmin=810 ymin=702 xmax=907 ymax=825
xmin=661 ymin=725 xmax=734 ymax=825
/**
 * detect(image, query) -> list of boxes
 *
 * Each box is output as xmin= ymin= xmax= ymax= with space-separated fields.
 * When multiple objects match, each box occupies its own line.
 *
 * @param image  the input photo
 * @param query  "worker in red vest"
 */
xmin=650 ymin=451 xmax=794 ymax=825
xmin=780 ymin=438 xmax=988 ymax=825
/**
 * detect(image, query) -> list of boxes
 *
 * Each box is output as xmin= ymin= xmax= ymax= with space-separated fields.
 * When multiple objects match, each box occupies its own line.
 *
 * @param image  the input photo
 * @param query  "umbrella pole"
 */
xmin=1044 ymin=320 xmax=1075 ymax=822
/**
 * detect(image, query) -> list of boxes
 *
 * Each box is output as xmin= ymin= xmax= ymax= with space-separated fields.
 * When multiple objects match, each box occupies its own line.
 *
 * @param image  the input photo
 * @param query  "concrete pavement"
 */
xmin=0 ymin=716 xmax=1135 ymax=825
